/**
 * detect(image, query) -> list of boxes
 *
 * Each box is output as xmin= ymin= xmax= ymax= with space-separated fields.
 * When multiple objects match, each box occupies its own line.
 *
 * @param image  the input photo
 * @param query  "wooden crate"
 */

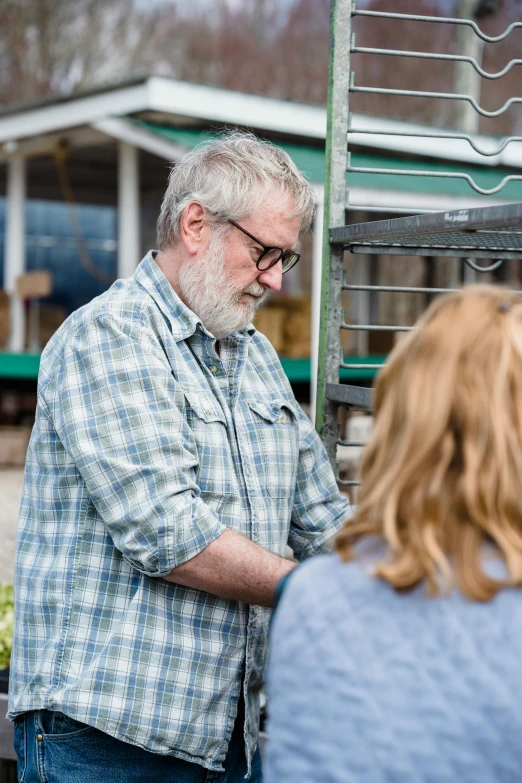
xmin=281 ymin=297 xmax=311 ymax=358
xmin=255 ymin=296 xmax=311 ymax=357
xmin=253 ymin=306 xmax=286 ymax=354
xmin=24 ymin=304 xmax=67 ymax=351
xmin=0 ymin=427 xmax=31 ymax=467
xmin=0 ymin=292 xmax=9 ymax=350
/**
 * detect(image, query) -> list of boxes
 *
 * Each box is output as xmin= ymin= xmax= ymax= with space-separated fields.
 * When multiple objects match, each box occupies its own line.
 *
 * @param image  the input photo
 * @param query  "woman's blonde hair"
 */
xmin=336 ymin=285 xmax=522 ymax=601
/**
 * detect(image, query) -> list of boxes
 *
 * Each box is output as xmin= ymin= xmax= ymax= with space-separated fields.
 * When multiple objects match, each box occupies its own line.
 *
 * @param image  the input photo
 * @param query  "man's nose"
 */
xmin=257 ymin=262 xmax=283 ymax=293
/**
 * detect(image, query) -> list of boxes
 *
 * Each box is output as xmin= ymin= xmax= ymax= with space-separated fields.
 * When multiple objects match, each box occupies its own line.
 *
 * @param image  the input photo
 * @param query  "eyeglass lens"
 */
xmin=257 ymin=248 xmax=283 ymax=270
xmin=281 ymin=253 xmax=299 ymax=273
xmin=258 ymin=250 xmax=299 ymax=274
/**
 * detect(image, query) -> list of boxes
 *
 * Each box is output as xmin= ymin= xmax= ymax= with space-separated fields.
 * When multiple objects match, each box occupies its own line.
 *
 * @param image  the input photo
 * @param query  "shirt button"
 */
xmin=280 ymin=415 xmax=287 ymax=424
xmin=37 ymin=733 xmax=43 ymax=741
xmin=209 ymin=365 xmax=218 ymax=374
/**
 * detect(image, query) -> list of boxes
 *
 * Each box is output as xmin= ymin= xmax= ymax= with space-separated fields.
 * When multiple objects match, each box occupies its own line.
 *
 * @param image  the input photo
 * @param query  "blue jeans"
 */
xmin=13 ymin=706 xmax=262 ymax=782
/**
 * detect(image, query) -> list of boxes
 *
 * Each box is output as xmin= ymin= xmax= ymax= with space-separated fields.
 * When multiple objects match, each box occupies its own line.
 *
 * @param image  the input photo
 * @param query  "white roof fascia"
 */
xmin=146 ymin=79 xmax=522 ymax=168
xmin=0 ymin=126 xmax=109 ymax=160
xmin=92 ymin=117 xmax=187 ymax=161
xmin=147 ymin=77 xmax=327 ymax=140
xmin=349 ymin=186 xmax=514 ymax=212
xmin=349 ymin=114 xmax=522 ymax=169
xmin=0 ymin=72 xmax=520 ymax=170
xmin=0 ymin=82 xmax=150 ymax=145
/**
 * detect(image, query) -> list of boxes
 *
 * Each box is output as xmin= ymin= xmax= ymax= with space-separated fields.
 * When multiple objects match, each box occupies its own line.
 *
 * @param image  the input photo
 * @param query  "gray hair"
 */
xmin=156 ymin=130 xmax=315 ymax=250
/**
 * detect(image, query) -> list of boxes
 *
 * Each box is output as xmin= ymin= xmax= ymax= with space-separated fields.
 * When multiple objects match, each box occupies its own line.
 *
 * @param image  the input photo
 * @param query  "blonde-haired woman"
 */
xmin=265 ymin=285 xmax=522 ymax=783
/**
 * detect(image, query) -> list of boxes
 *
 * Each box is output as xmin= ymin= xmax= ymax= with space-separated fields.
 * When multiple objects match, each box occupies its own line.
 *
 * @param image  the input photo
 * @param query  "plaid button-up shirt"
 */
xmin=8 ymin=252 xmax=351 ymax=773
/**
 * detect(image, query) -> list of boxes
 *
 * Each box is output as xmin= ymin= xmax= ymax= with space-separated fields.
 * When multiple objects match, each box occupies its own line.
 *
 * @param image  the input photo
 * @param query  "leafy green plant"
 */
xmin=0 ymin=583 xmax=14 ymax=669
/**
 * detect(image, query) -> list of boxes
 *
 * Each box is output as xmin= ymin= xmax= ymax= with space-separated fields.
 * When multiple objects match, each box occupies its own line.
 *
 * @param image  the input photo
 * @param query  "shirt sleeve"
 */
xmin=288 ymin=404 xmax=354 ymax=562
xmin=45 ymin=312 xmax=226 ymax=577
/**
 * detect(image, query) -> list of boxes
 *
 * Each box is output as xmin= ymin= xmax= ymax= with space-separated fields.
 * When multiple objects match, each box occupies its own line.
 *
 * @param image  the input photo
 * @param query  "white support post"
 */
xmin=463 ymin=263 xmax=477 ymax=284
xmin=454 ymin=0 xmax=482 ymax=135
xmin=5 ymin=155 xmax=26 ymax=353
xmin=118 ymin=141 xmax=140 ymax=279
xmin=310 ymin=185 xmax=324 ymax=424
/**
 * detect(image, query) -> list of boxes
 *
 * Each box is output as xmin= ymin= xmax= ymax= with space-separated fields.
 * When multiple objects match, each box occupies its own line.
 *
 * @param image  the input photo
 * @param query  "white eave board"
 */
xmin=92 ymin=117 xmax=188 ymax=161
xmin=0 ymin=77 xmax=326 ymax=148
xmin=0 ymin=75 xmax=521 ymax=170
xmin=0 ymin=82 xmax=150 ymax=145
xmin=147 ymin=77 xmax=326 ymax=139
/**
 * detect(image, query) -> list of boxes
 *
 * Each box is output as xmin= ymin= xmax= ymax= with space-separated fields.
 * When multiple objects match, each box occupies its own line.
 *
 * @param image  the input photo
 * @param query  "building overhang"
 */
xmin=0 ymin=75 xmax=520 ymax=172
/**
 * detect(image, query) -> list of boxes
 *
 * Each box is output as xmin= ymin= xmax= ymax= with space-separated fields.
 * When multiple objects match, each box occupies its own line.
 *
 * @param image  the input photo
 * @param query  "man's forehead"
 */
xmin=244 ymin=194 xmax=301 ymax=244
xmin=255 ymin=188 xmax=297 ymax=218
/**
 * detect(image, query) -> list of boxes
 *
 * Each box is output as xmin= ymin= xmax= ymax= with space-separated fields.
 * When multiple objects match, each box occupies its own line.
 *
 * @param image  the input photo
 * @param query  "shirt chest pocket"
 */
xmin=246 ymin=397 xmax=300 ymax=498
xmin=183 ymin=390 xmax=238 ymax=498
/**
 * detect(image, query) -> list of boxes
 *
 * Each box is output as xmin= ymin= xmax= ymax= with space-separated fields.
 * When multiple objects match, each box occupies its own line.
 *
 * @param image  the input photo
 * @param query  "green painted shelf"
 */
xmin=0 ymin=352 xmax=41 ymax=379
xmin=281 ymin=356 xmax=385 ymax=382
xmin=0 ymin=353 xmax=385 ymax=382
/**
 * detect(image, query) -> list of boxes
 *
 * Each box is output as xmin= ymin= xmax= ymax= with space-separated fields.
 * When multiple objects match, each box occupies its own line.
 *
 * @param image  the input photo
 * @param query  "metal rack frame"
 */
xmin=332 ymin=201 xmax=522 ymax=256
xmin=315 ymin=0 xmax=522 ymax=493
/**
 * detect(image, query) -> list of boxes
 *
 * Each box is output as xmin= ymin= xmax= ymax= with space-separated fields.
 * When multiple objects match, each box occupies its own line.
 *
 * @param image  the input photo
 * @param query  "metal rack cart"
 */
xmin=316 ymin=0 xmax=522 ymax=495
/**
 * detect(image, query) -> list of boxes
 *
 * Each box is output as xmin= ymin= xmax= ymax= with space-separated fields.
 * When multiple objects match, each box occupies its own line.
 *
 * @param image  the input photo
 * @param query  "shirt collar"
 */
xmin=132 ymin=251 xmax=256 ymax=342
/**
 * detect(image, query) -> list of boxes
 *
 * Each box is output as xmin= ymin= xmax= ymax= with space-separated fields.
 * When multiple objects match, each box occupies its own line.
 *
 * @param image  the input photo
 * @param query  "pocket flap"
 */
xmin=247 ymin=397 xmax=298 ymax=424
xmin=183 ymin=389 xmax=226 ymax=424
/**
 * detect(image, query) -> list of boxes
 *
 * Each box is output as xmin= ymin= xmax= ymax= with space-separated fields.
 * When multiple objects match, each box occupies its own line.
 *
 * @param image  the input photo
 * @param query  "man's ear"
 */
xmin=180 ymin=201 xmax=207 ymax=255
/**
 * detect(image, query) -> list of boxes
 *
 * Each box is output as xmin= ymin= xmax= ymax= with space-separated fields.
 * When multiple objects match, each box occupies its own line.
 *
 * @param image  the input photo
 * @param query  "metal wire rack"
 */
xmin=315 ymin=0 xmax=522 ymax=497
xmin=348 ymin=5 xmax=522 ymax=211
xmin=331 ymin=202 xmax=522 ymax=254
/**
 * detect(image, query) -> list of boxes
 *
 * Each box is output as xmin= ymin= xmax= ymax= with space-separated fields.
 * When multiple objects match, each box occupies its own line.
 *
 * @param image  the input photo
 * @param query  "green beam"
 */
xmin=0 ymin=352 xmax=41 ymax=379
xmin=0 ymin=352 xmax=384 ymax=384
xmin=281 ymin=356 xmax=384 ymax=383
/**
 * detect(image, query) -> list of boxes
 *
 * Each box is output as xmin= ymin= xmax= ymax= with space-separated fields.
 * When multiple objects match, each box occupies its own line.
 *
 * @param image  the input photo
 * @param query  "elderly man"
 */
xmin=8 ymin=132 xmax=351 ymax=782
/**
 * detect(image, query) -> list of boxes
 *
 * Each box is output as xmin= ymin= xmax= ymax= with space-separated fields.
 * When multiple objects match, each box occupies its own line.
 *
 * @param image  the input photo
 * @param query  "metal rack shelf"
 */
xmin=326 ymin=383 xmax=373 ymax=411
xmin=316 ymin=0 xmax=522 ymax=498
xmin=325 ymin=201 xmax=522 ymax=416
xmin=330 ymin=202 xmax=522 ymax=258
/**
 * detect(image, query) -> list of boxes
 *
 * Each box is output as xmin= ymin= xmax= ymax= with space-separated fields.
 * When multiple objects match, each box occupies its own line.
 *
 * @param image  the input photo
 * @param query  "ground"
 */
xmin=0 ymin=469 xmax=24 ymax=584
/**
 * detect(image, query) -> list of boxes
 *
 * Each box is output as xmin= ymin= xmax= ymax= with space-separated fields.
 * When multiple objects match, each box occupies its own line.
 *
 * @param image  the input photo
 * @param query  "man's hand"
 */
xmin=164 ymin=528 xmax=296 ymax=607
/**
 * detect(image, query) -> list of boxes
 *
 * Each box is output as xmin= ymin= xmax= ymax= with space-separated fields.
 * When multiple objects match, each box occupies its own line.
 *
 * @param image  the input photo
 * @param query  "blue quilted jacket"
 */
xmin=265 ymin=546 xmax=522 ymax=782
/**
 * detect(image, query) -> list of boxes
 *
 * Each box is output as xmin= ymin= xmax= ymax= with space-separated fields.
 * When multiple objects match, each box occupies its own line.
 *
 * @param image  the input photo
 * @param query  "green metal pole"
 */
xmin=315 ymin=0 xmax=353 ymax=470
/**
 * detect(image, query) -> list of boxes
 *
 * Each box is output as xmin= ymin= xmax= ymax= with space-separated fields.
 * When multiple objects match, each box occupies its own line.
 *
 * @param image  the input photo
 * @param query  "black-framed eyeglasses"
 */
xmin=229 ymin=220 xmax=300 ymax=274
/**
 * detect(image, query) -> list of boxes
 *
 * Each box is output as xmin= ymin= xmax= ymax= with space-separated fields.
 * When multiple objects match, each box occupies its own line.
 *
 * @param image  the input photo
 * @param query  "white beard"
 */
xmin=178 ymin=231 xmax=269 ymax=339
